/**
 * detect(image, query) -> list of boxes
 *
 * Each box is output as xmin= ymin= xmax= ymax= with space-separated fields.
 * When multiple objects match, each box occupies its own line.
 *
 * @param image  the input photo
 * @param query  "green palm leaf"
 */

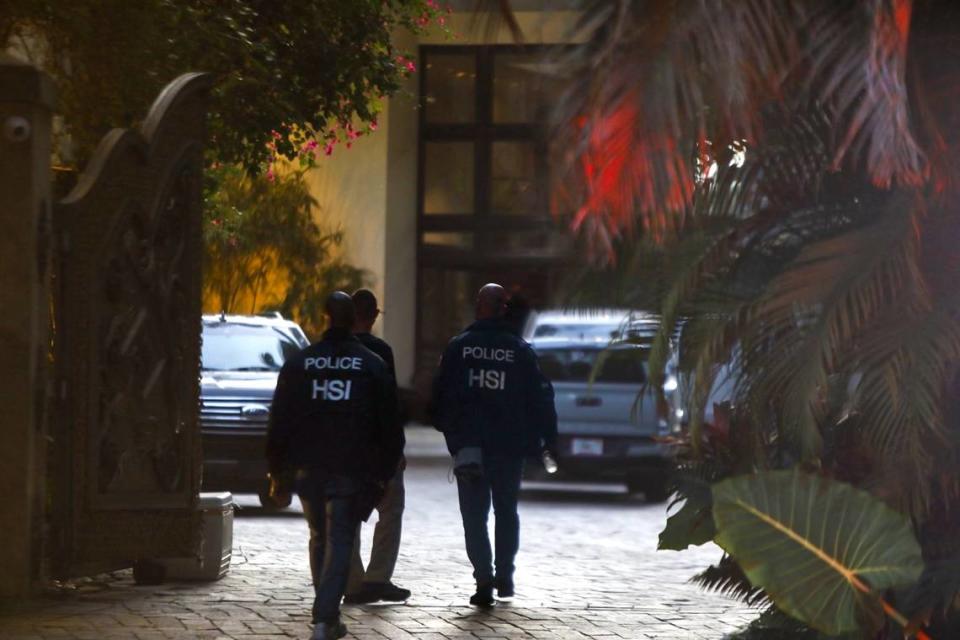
xmin=712 ymin=470 xmax=923 ymax=636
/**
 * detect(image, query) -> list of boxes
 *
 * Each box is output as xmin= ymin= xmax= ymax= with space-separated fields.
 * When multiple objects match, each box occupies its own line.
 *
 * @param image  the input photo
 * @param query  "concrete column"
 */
xmin=0 ymin=55 xmax=55 ymax=597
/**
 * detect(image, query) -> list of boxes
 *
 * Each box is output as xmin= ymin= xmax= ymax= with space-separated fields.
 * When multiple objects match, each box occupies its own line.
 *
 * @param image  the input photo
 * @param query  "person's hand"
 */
xmin=266 ymin=472 xmax=292 ymax=508
xmin=399 ymin=455 xmax=408 ymax=472
xmin=543 ymin=439 xmax=559 ymax=460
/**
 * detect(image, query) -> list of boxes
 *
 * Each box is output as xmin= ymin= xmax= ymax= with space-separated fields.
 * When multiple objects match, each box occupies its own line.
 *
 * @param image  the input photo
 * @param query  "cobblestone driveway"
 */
xmin=0 ymin=431 xmax=757 ymax=639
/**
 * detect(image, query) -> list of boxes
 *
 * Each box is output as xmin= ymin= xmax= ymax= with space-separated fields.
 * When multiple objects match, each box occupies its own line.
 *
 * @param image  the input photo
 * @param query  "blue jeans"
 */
xmin=298 ymin=472 xmax=362 ymax=624
xmin=456 ymin=455 xmax=524 ymax=585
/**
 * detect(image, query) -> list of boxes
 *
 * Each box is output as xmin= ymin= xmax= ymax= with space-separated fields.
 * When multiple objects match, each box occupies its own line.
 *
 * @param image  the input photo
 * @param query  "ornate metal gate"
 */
xmin=51 ymin=73 xmax=212 ymax=577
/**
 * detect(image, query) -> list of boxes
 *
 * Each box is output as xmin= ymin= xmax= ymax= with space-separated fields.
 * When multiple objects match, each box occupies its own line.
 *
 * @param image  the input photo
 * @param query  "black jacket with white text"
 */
xmin=266 ymin=328 xmax=402 ymax=483
xmin=430 ymin=318 xmax=558 ymax=457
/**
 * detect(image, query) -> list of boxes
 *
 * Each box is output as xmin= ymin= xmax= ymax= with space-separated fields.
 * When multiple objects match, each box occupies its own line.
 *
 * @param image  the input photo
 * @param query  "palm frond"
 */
xmin=691 ymin=554 xmax=770 ymax=607
xmin=548 ymin=0 xmax=924 ymax=237
xmin=806 ymin=0 xmax=926 ymax=188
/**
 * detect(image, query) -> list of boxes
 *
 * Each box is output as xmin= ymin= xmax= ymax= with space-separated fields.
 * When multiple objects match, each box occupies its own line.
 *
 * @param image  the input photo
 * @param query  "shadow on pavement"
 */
xmin=233 ymin=506 xmax=303 ymax=518
xmin=519 ymin=484 xmax=662 ymax=507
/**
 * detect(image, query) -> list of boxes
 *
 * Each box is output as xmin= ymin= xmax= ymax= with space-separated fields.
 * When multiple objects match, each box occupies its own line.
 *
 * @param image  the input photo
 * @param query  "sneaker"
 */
xmin=370 ymin=581 xmax=411 ymax=602
xmin=311 ymin=620 xmax=347 ymax=640
xmin=494 ymin=576 xmax=514 ymax=598
xmin=469 ymin=582 xmax=495 ymax=607
xmin=342 ymin=585 xmax=379 ymax=605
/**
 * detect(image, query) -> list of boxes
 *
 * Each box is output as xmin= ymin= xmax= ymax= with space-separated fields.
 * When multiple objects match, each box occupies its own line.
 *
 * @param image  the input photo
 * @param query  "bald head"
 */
xmin=325 ymin=291 xmax=355 ymax=329
xmin=475 ymin=283 xmax=507 ymax=320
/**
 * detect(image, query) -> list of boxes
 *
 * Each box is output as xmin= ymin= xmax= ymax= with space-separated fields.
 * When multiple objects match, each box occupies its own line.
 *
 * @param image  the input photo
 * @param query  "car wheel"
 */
xmin=625 ymin=477 xmax=646 ymax=496
xmin=258 ymin=490 xmax=291 ymax=509
xmin=643 ymin=480 xmax=670 ymax=503
xmin=626 ymin=476 xmax=670 ymax=503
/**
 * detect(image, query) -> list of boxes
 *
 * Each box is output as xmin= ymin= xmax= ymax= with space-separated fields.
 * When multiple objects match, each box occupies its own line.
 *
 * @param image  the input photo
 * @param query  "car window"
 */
xmin=535 ymin=347 xmax=648 ymax=383
xmin=201 ymin=324 xmax=303 ymax=371
xmin=532 ymin=323 xmax=619 ymax=340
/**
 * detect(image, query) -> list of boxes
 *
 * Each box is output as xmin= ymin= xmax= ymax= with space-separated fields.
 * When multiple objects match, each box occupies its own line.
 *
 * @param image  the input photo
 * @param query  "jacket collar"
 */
xmin=323 ymin=327 xmax=357 ymax=341
xmin=467 ymin=318 xmax=511 ymax=332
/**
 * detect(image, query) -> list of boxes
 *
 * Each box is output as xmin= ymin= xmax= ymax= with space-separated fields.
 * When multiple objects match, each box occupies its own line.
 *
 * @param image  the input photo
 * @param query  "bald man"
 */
xmin=266 ymin=292 xmax=403 ymax=640
xmin=431 ymin=283 xmax=558 ymax=606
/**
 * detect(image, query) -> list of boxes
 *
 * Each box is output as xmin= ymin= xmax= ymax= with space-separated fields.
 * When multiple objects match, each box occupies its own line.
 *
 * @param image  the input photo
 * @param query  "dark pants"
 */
xmin=456 ymin=454 xmax=524 ymax=585
xmin=298 ymin=471 xmax=362 ymax=624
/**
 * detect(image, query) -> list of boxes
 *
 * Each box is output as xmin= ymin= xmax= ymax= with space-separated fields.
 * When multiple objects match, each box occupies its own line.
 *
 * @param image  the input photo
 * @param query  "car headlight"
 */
xmin=663 ymin=375 xmax=678 ymax=392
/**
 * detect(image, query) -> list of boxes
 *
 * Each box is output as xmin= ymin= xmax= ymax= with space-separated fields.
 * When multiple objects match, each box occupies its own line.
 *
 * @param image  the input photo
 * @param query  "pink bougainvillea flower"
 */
xmin=370 ymin=119 xmax=378 ymax=131
xmin=266 ymin=168 xmax=276 ymax=182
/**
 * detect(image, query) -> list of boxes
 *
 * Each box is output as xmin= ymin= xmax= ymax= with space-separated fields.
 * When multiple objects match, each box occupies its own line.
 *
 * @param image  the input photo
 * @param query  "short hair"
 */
xmin=325 ymin=291 xmax=355 ymax=329
xmin=352 ymin=288 xmax=379 ymax=322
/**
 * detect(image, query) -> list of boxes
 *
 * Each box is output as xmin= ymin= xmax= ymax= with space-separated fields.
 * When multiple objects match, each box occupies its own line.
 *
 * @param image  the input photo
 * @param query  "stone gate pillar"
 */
xmin=0 ymin=55 xmax=56 ymax=597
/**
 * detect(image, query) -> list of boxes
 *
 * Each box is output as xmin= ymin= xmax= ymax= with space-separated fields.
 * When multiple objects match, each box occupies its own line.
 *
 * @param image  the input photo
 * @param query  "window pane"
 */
xmin=532 ymin=347 xmax=648 ymax=384
xmin=424 ymin=142 xmax=474 ymax=214
xmin=486 ymin=229 xmax=573 ymax=256
xmin=493 ymin=53 xmax=566 ymax=123
xmin=491 ymin=142 xmax=538 ymax=215
xmin=424 ymin=53 xmax=476 ymax=123
xmin=419 ymin=268 xmax=473 ymax=343
xmin=423 ymin=232 xmax=474 ymax=249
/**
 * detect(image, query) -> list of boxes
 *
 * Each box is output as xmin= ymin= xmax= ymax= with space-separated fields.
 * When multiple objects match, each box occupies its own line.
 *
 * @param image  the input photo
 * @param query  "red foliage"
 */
xmin=565 ymin=94 xmax=695 ymax=251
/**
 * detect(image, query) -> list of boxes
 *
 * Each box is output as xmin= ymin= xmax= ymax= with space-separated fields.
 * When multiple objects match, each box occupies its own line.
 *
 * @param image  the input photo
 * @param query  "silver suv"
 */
xmin=200 ymin=313 xmax=309 ymax=506
xmin=527 ymin=309 xmax=683 ymax=501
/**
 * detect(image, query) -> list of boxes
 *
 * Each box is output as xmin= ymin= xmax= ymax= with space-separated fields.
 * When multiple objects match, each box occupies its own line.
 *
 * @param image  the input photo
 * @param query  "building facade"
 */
xmin=303 ymin=6 xmax=583 ymax=389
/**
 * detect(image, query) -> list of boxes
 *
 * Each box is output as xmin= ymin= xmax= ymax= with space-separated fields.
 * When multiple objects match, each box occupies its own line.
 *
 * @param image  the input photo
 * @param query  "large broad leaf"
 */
xmin=659 ymin=499 xmax=716 ymax=551
xmin=712 ymin=470 xmax=923 ymax=636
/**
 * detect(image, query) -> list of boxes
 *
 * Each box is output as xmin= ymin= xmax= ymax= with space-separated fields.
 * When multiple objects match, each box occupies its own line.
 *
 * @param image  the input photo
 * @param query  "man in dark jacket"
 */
xmin=431 ymin=283 xmax=558 ymax=606
xmin=266 ymin=291 xmax=402 ymax=640
xmin=343 ymin=288 xmax=411 ymax=604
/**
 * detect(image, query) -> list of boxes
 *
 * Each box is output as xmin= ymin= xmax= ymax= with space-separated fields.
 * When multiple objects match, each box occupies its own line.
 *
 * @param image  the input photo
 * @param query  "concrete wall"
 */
xmin=382 ymin=29 xmax=420 ymax=388
xmin=0 ymin=56 xmax=54 ymax=596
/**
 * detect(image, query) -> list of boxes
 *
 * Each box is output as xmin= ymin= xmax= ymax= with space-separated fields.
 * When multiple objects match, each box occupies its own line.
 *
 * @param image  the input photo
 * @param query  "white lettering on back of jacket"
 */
xmin=305 ymin=356 xmax=361 ymax=401
xmin=462 ymin=346 xmax=513 ymax=391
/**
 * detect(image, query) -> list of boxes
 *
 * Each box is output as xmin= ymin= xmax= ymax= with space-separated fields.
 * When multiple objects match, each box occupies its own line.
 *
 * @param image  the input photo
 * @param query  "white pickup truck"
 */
xmin=526 ymin=310 xmax=683 ymax=502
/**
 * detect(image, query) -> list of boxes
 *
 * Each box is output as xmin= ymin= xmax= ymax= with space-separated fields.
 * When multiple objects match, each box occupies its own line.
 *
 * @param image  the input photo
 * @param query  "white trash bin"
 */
xmin=159 ymin=492 xmax=234 ymax=581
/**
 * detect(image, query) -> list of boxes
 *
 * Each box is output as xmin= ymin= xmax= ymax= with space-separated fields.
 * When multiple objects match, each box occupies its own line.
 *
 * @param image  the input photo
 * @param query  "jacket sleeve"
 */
xmin=373 ymin=364 xmax=404 ymax=482
xmin=430 ymin=341 xmax=472 ymax=455
xmin=381 ymin=343 xmax=407 ymax=433
xmin=381 ymin=343 xmax=397 ymax=384
xmin=525 ymin=347 xmax=558 ymax=451
xmin=266 ymin=361 xmax=298 ymax=476
xmin=429 ymin=342 xmax=458 ymax=434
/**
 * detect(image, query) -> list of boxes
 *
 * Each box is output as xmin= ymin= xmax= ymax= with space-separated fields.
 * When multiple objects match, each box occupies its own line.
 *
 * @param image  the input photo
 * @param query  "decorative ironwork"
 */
xmin=53 ymin=73 xmax=211 ymax=575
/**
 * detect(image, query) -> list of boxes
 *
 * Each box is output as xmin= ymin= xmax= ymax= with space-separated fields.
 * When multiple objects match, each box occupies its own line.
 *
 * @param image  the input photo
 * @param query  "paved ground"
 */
xmin=0 ymin=429 xmax=758 ymax=639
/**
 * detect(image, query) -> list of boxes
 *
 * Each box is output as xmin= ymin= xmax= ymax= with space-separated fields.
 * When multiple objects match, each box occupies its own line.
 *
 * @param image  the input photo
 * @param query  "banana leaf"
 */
xmin=712 ymin=470 xmax=923 ymax=636
xmin=659 ymin=498 xmax=716 ymax=551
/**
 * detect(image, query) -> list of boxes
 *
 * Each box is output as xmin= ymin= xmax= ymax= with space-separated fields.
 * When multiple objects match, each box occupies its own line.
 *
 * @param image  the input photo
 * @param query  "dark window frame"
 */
xmin=414 ymin=44 xmax=575 ymax=378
